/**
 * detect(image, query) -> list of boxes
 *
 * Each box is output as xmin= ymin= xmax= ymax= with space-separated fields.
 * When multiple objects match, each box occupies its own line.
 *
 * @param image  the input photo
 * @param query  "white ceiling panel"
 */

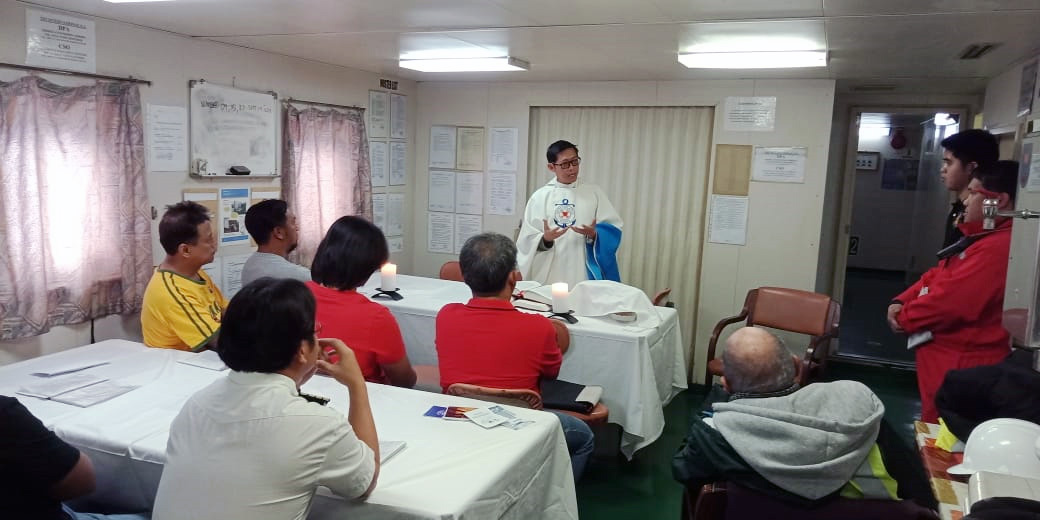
xmin=824 ymin=0 xmax=1040 ymax=16
xmin=485 ymin=0 xmax=670 ymax=26
xmin=651 ymin=0 xmax=824 ymax=21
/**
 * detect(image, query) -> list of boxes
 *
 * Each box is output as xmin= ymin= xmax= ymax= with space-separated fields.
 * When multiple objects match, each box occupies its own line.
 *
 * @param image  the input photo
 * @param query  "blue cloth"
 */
xmin=585 ymin=222 xmax=621 ymax=282
xmin=549 ymin=410 xmax=595 ymax=481
xmin=62 ymin=505 xmax=150 ymax=520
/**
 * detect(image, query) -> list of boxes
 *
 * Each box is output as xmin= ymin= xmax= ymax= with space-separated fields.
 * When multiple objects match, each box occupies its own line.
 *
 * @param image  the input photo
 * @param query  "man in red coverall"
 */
xmin=887 ymin=160 xmax=1017 ymax=422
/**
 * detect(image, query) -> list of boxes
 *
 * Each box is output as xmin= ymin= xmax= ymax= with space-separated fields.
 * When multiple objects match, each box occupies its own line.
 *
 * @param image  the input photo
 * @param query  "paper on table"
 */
xmin=390 ymin=141 xmax=407 ymax=186
xmin=464 ymin=407 xmax=509 ymax=429
xmin=489 ymin=127 xmax=518 ymax=172
xmin=372 ymin=193 xmax=388 ymax=232
xmin=708 ymin=195 xmax=749 ymax=245
xmin=18 ymin=372 xmax=108 ymax=399
xmin=454 ymin=214 xmax=483 ymax=254
xmin=51 ymin=380 xmax=139 ymax=407
xmin=370 ymin=141 xmax=389 ymax=187
xmin=427 ymin=212 xmax=454 ymax=253
xmin=177 ymin=350 xmax=228 ymax=371
xmin=380 ymin=441 xmax=407 ymax=463
xmin=487 ymin=172 xmax=516 ymax=216
xmin=455 ymin=171 xmax=483 ymax=215
xmin=428 ymin=170 xmax=455 ymax=212
xmin=387 ymin=193 xmax=405 ymax=237
xmin=31 ymin=361 xmax=109 ymax=377
xmin=429 ymin=126 xmax=456 ymax=168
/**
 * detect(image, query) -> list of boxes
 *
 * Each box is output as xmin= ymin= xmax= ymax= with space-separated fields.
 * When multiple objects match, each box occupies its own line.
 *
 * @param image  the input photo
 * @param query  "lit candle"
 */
xmin=380 ymin=263 xmax=397 ymax=291
xmin=551 ymin=282 xmax=569 ymax=313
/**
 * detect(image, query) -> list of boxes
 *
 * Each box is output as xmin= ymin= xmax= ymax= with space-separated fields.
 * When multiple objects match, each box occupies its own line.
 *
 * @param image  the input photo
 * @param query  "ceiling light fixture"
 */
xmin=103 ymin=0 xmax=175 ymax=3
xmin=678 ymin=50 xmax=828 ymax=69
xmin=398 ymin=56 xmax=529 ymax=73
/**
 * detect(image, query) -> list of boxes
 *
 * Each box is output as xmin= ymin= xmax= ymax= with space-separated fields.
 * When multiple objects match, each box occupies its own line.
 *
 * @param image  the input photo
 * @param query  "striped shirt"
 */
xmin=141 ymin=269 xmax=227 ymax=351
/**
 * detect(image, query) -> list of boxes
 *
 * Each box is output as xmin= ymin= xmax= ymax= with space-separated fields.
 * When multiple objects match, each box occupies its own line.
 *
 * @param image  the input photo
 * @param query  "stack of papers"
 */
xmin=424 ymin=404 xmax=534 ymax=430
xmin=17 ymin=372 xmax=138 ymax=407
xmin=30 ymin=361 xmax=109 ymax=377
xmin=379 ymin=441 xmax=407 ymax=463
xmin=177 ymin=350 xmax=228 ymax=371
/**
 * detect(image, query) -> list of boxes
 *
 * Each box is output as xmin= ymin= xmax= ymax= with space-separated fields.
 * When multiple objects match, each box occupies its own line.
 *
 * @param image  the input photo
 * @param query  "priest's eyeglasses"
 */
xmin=553 ymin=157 xmax=581 ymax=169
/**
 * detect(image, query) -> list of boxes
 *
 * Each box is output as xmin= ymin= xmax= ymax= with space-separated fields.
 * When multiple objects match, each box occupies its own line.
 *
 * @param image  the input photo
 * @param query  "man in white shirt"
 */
xmin=152 ymin=277 xmax=379 ymax=520
xmin=516 ymin=140 xmax=623 ymax=286
xmin=240 ymin=199 xmax=311 ymax=286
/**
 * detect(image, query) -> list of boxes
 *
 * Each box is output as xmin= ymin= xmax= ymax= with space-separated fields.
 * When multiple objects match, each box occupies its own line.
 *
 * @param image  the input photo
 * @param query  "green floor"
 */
xmin=574 ymin=361 xmax=921 ymax=519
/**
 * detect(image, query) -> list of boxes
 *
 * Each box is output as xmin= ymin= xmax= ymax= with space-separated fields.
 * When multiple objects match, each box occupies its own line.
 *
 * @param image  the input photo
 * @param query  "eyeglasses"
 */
xmin=553 ymin=157 xmax=581 ymax=169
xmin=314 ymin=321 xmax=323 ymax=336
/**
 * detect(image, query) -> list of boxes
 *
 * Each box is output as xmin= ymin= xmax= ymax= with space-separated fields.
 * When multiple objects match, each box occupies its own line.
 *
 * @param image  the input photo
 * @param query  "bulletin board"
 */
xmin=189 ymin=80 xmax=279 ymax=177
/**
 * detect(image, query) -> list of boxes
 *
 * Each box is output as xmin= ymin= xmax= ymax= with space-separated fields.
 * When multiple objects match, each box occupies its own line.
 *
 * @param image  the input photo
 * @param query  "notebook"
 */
xmin=540 ymin=379 xmax=603 ymax=413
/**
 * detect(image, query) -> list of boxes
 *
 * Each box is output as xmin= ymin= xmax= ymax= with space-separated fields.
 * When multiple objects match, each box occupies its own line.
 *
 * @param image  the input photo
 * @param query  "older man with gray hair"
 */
xmin=673 ymin=327 xmax=905 ymax=507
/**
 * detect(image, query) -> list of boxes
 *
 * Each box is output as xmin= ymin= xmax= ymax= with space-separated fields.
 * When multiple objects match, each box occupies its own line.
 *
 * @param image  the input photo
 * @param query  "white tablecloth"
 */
xmin=0 ymin=340 xmax=578 ymax=520
xmin=361 ymin=274 xmax=688 ymax=458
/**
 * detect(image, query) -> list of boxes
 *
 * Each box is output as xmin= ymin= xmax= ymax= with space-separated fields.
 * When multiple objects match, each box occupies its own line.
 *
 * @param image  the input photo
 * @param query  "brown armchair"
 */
xmin=704 ymin=287 xmax=840 ymax=386
xmin=439 ymin=261 xmax=464 ymax=282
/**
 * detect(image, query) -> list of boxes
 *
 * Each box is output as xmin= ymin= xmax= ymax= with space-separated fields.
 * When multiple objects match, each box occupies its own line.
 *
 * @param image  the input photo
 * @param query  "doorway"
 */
xmin=834 ymin=108 xmax=966 ymax=366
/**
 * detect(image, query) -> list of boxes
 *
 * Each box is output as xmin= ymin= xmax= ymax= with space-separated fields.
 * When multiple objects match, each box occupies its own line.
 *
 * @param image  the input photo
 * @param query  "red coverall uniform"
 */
xmin=894 ymin=219 xmax=1013 ymax=422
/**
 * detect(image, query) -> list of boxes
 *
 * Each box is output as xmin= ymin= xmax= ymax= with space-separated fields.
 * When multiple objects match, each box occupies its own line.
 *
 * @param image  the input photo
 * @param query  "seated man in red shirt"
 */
xmin=436 ymin=232 xmax=595 ymax=480
xmin=307 ymin=216 xmax=416 ymax=388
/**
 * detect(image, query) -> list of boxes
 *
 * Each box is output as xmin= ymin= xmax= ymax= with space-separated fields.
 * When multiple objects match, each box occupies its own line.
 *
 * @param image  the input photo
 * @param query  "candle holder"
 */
xmin=373 ymin=288 xmax=403 ymax=301
xmin=549 ymin=310 xmax=578 ymax=324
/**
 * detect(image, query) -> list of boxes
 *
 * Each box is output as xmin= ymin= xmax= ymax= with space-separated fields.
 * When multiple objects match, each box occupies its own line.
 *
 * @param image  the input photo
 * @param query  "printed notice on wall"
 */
xmin=456 ymin=127 xmax=485 ymax=171
xmin=387 ymin=236 xmax=404 ymax=253
xmin=454 ymin=214 xmax=483 ymax=254
xmin=708 ymin=195 xmax=749 ymax=245
xmin=455 ymin=171 xmax=483 ymax=215
xmin=428 ymin=212 xmax=454 ymax=253
xmin=429 ymin=126 xmax=457 ymax=168
xmin=387 ymin=193 xmax=405 ymax=237
xmin=219 ymin=188 xmax=250 ymax=244
xmin=724 ymin=97 xmax=776 ymax=132
xmin=222 ymin=253 xmax=252 ymax=299
xmin=487 ymin=172 xmax=516 ymax=215
xmin=369 ymin=91 xmax=388 ymax=138
xmin=489 ymin=127 xmax=519 ymax=171
xmin=1028 ymin=153 xmax=1040 ymax=193
xmin=370 ymin=141 xmax=389 ymax=187
xmin=752 ymin=146 xmax=807 ymax=183
xmin=390 ymin=93 xmax=407 ymax=139
xmin=390 ymin=141 xmax=407 ymax=185
xmin=428 ymin=170 xmax=456 ymax=212
xmin=147 ymin=105 xmax=188 ymax=172
xmin=26 ymin=9 xmax=95 ymax=73
xmin=372 ymin=193 xmax=388 ymax=232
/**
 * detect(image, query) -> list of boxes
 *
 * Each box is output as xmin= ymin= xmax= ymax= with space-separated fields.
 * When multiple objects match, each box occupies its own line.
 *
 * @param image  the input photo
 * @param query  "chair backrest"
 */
xmin=722 ymin=483 xmax=938 ymax=520
xmin=652 ymin=288 xmax=672 ymax=307
xmin=445 ymin=383 xmax=543 ymax=410
xmin=747 ymin=287 xmax=834 ymax=336
xmin=439 ymin=261 xmax=464 ymax=282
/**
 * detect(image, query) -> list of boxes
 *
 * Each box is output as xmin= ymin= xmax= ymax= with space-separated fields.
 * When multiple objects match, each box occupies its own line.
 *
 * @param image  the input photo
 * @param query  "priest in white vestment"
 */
xmin=517 ymin=140 xmax=623 ymax=286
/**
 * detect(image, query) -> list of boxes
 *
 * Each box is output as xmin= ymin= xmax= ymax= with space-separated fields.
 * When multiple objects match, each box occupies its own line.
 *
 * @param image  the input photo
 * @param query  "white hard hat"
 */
xmin=948 ymin=418 xmax=1040 ymax=479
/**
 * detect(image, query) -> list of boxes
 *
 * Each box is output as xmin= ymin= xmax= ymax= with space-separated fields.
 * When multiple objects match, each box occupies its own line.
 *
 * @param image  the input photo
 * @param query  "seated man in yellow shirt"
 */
xmin=141 ymin=201 xmax=227 ymax=351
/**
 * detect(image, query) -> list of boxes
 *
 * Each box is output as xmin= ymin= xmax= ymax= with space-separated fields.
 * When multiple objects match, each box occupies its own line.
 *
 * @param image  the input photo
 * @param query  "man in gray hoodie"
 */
xmin=672 ymin=327 xmax=900 ymax=506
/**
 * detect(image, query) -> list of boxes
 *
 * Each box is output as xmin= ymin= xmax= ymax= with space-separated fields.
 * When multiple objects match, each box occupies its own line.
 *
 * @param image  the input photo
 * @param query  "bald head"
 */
xmin=721 ymin=327 xmax=797 ymax=395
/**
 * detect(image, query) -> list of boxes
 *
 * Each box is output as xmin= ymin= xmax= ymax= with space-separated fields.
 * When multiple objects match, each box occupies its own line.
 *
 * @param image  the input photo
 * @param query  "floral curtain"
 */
xmin=283 ymin=105 xmax=372 ymax=266
xmin=0 ymin=75 xmax=151 ymax=340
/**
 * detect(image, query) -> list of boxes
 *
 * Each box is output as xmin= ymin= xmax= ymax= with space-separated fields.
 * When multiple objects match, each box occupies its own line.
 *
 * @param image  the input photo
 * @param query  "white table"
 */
xmin=361 ymin=273 xmax=688 ymax=458
xmin=0 ymin=340 xmax=578 ymax=520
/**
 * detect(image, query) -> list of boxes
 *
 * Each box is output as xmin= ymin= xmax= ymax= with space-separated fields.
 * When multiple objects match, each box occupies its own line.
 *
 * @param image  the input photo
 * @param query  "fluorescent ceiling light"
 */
xmin=399 ymin=57 xmax=529 ymax=73
xmin=678 ymin=50 xmax=828 ymax=69
xmin=859 ymin=126 xmax=890 ymax=138
xmin=934 ymin=113 xmax=959 ymax=126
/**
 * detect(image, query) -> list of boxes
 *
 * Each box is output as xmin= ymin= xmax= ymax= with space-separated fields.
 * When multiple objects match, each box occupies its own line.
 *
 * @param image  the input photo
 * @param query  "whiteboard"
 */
xmin=189 ymin=80 xmax=278 ymax=176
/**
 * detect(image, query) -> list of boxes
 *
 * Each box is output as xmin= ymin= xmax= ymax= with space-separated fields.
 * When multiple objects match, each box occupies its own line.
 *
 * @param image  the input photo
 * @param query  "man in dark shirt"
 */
xmin=939 ymin=129 xmax=998 ymax=248
xmin=0 ymin=396 xmax=149 ymax=520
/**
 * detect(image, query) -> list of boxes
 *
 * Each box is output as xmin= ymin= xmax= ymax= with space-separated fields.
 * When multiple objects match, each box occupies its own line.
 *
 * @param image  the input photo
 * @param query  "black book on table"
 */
xmin=540 ymin=378 xmax=601 ymax=414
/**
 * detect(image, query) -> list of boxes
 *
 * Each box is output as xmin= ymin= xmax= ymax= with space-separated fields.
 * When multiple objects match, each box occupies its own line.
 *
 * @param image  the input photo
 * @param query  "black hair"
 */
xmin=310 ymin=216 xmax=389 ymax=290
xmin=158 ymin=201 xmax=211 ymax=255
xmin=546 ymin=140 xmax=579 ymax=164
xmin=244 ymin=199 xmax=289 ymax=245
xmin=459 ymin=232 xmax=517 ymax=297
xmin=940 ymin=129 xmax=999 ymax=169
xmin=972 ymin=160 xmax=1019 ymax=203
xmin=217 ymin=277 xmax=316 ymax=373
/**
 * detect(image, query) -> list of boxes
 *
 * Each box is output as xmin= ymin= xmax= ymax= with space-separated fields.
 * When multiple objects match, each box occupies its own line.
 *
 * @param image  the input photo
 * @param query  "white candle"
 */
xmin=551 ymin=282 xmax=569 ymax=313
xmin=380 ymin=263 xmax=397 ymax=291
